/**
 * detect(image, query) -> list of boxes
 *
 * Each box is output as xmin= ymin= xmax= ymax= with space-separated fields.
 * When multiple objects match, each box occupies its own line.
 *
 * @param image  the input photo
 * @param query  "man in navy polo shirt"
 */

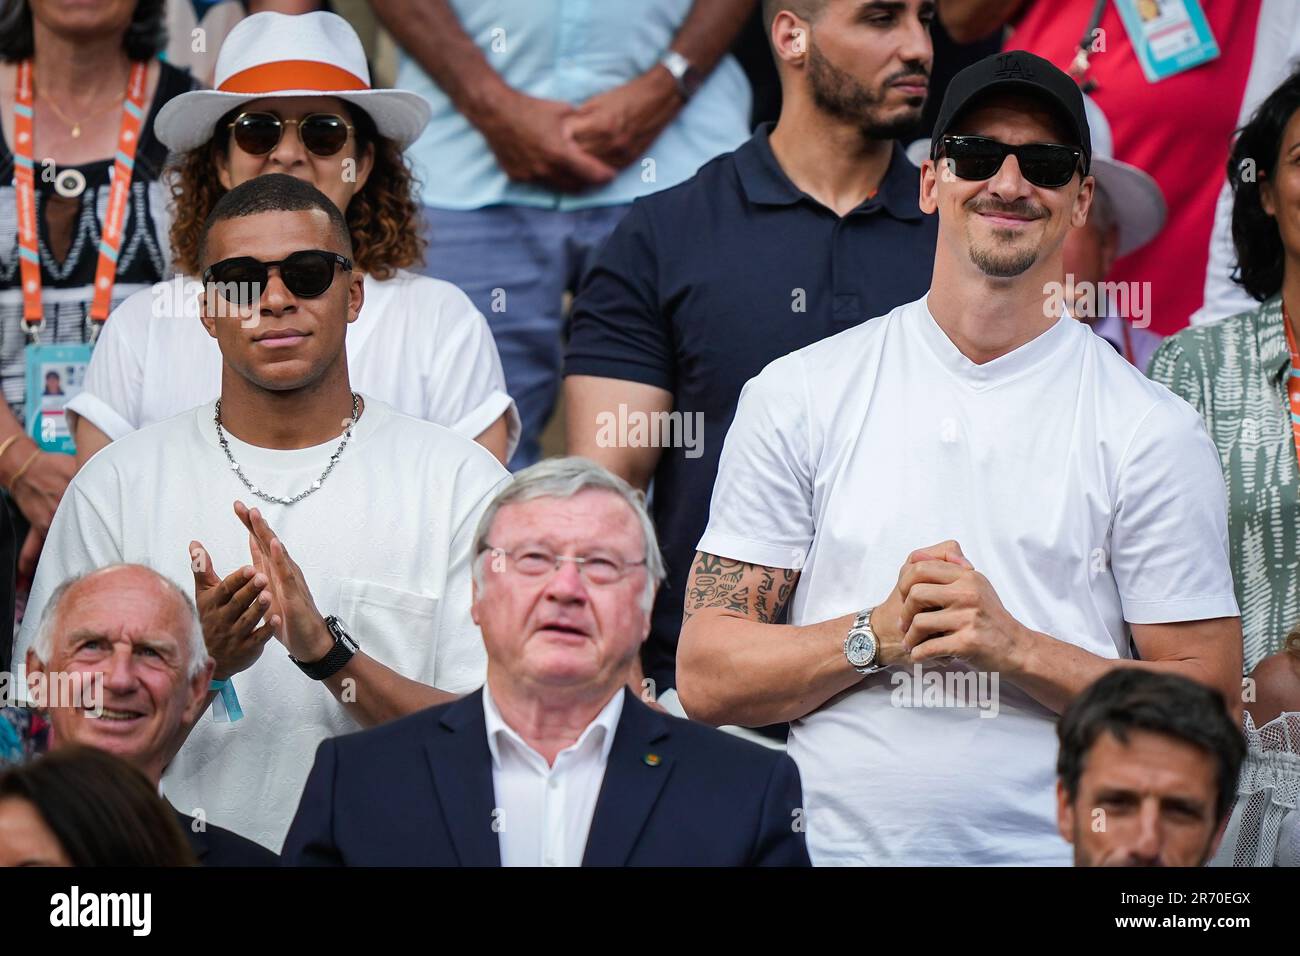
xmin=564 ymin=0 xmax=939 ymax=702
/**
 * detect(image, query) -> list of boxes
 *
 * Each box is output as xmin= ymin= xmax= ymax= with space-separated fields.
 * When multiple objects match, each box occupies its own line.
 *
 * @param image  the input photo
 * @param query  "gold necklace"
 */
xmin=38 ymin=74 xmax=127 ymax=139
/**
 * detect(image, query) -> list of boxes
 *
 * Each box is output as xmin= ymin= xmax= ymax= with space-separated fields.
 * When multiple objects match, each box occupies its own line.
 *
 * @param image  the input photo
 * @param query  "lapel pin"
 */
xmin=643 ymin=752 xmax=661 ymax=767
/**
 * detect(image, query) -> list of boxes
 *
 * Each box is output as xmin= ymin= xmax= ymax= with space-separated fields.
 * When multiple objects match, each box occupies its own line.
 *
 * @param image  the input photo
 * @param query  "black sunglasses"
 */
xmin=938 ymin=135 xmax=1084 ymax=188
xmin=228 ymin=111 xmax=354 ymax=157
xmin=203 ymin=250 xmax=352 ymax=307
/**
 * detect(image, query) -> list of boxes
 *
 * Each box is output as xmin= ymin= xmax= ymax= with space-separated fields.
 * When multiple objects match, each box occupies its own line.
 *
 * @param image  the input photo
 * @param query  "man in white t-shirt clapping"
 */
xmin=676 ymin=51 xmax=1243 ymax=866
xmin=15 ymin=174 xmax=510 ymax=851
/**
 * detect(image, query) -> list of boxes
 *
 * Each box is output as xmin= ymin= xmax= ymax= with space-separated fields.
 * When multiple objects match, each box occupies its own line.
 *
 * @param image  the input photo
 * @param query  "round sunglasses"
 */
xmin=227 ymin=111 xmax=354 ymax=157
xmin=203 ymin=250 xmax=352 ymax=308
xmin=938 ymin=135 xmax=1084 ymax=189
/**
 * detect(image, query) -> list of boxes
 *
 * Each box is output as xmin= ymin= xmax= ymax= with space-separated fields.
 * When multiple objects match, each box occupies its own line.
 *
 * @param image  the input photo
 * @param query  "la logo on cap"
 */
xmin=993 ymin=53 xmax=1035 ymax=80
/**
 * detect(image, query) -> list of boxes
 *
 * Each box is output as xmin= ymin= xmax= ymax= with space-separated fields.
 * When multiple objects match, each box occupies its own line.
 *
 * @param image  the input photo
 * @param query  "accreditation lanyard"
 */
xmin=12 ymin=59 xmax=148 ymax=333
xmin=1284 ymin=305 xmax=1300 ymax=472
xmin=1119 ymin=316 xmax=1135 ymax=367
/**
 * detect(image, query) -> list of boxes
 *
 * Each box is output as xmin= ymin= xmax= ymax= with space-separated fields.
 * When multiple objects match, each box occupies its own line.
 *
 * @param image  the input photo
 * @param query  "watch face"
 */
xmin=846 ymin=630 xmax=875 ymax=667
xmin=325 ymin=617 xmax=359 ymax=652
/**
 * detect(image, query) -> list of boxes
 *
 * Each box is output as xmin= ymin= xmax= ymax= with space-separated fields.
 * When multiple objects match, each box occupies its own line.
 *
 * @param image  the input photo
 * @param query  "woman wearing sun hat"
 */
xmin=68 ymin=10 xmax=519 ymax=468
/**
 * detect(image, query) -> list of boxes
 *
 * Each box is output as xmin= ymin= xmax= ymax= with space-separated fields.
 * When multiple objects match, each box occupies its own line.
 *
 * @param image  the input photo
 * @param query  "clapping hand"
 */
xmin=233 ymin=501 xmax=333 ymax=666
xmin=190 ymin=540 xmax=276 ymax=681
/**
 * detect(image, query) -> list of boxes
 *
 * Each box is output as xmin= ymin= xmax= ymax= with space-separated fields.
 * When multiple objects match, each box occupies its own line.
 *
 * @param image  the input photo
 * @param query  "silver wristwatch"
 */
xmin=844 ymin=607 xmax=885 ymax=676
xmin=659 ymin=50 xmax=703 ymax=100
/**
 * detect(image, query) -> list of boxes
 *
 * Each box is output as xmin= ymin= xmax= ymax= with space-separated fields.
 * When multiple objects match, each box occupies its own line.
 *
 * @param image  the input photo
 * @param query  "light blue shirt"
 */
xmin=398 ymin=0 xmax=752 ymax=211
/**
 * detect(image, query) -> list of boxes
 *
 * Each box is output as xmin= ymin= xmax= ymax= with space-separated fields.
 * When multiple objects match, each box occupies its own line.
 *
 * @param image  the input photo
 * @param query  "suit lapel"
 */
xmin=582 ymin=689 xmax=673 ymax=866
xmin=424 ymin=689 xmax=501 ymax=866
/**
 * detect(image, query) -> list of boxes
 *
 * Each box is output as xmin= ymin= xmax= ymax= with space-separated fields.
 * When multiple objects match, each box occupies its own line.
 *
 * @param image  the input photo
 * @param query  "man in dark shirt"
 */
xmin=565 ymin=0 xmax=940 ymax=699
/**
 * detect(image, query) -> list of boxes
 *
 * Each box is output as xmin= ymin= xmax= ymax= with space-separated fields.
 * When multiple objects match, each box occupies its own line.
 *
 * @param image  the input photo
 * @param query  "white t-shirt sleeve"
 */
xmin=16 ymin=476 xmax=124 ymax=681
xmin=1110 ymin=397 xmax=1240 ymax=624
xmin=425 ymin=282 xmax=520 ymax=458
xmin=697 ymin=357 xmax=815 ymax=570
xmin=65 ymin=289 xmax=151 ymax=439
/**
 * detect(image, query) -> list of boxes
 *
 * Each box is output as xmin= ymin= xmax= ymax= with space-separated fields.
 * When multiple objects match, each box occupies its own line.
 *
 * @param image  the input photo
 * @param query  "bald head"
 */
xmin=25 ymin=565 xmax=212 ymax=787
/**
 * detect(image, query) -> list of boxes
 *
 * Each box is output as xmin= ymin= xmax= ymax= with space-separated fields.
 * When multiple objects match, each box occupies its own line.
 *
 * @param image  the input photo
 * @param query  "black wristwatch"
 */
xmin=291 ymin=615 xmax=358 ymax=680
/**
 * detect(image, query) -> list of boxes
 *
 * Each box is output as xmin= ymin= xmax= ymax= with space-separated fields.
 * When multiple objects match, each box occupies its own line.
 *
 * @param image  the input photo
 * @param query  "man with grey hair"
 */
xmin=10 ymin=565 xmax=276 ymax=864
xmin=283 ymin=457 xmax=810 ymax=866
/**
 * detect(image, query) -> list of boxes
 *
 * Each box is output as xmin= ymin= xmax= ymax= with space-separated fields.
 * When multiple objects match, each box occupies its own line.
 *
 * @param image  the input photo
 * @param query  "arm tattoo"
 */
xmin=684 ymin=552 xmax=799 ymax=625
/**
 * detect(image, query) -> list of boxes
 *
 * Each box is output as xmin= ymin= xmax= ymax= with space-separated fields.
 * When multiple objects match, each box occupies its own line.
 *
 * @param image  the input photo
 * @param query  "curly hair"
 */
xmin=169 ymin=104 xmax=426 ymax=281
xmin=0 ymin=0 xmax=167 ymax=61
xmin=1228 ymin=66 xmax=1300 ymax=302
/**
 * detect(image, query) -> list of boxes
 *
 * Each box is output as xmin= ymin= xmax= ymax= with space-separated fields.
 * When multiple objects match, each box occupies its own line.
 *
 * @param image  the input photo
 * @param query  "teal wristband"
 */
xmin=208 ymin=678 xmax=244 ymax=722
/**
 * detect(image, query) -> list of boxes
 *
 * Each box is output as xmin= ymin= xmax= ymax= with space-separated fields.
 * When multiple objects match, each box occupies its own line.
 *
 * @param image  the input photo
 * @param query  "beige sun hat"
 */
xmin=153 ymin=10 xmax=430 ymax=152
xmin=1082 ymin=94 xmax=1166 ymax=257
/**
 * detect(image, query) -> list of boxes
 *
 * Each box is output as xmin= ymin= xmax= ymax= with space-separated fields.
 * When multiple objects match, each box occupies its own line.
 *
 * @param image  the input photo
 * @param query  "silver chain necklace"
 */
xmin=214 ymin=393 xmax=361 ymax=506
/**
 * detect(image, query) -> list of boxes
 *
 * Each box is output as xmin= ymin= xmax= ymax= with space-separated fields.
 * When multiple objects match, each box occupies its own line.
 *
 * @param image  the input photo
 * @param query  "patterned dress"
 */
xmin=1148 ymin=296 xmax=1298 ymax=672
xmin=0 ymin=61 xmax=195 ymax=423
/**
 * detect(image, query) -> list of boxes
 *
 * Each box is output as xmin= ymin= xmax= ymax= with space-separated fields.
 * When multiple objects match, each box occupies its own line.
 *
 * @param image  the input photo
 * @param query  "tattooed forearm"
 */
xmin=684 ymin=553 xmax=746 ymax=623
xmin=684 ymin=552 xmax=799 ymax=624
xmin=724 ymin=586 xmax=751 ymax=615
xmin=755 ymin=568 xmax=777 ymax=623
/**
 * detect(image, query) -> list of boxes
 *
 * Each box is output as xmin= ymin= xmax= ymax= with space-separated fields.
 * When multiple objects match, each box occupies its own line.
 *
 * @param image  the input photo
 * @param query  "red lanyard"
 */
xmin=12 ymin=59 xmax=148 ymax=336
xmin=1119 ymin=315 xmax=1135 ymax=367
xmin=1283 ymin=304 xmax=1300 ymax=470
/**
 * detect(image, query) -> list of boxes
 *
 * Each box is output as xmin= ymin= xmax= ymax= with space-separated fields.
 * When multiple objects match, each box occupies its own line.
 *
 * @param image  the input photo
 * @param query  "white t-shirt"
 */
xmin=698 ymin=294 xmax=1239 ymax=866
xmin=16 ymin=397 xmax=511 ymax=851
xmin=67 ymin=270 xmax=520 ymax=457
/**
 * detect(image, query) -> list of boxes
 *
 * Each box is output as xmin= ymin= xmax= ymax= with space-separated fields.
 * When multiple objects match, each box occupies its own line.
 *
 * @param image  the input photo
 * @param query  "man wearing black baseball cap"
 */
xmin=931 ymin=50 xmax=1091 ymax=175
xmin=678 ymin=50 xmax=1241 ymax=865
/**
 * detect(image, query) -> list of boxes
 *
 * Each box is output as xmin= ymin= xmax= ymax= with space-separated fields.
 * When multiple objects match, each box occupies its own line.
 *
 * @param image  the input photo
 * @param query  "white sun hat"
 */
xmin=154 ymin=11 xmax=431 ymax=152
xmin=1082 ymin=94 xmax=1166 ymax=257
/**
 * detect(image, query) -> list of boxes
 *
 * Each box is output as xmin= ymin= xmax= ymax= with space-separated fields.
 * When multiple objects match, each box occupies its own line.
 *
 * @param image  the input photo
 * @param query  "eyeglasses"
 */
xmin=938 ymin=135 xmax=1084 ymax=189
xmin=203 ymin=250 xmax=352 ymax=307
xmin=228 ymin=111 xmax=354 ymax=157
xmin=486 ymin=545 xmax=647 ymax=586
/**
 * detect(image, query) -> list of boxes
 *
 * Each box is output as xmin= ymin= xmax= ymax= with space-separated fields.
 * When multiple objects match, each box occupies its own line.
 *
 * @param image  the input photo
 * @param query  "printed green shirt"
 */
xmin=1148 ymin=296 xmax=1295 ymax=672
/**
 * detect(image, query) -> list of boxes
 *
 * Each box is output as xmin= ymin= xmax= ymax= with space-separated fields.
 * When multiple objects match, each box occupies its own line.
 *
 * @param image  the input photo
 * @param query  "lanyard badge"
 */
xmin=1112 ymin=0 xmax=1219 ymax=83
xmin=24 ymin=344 xmax=90 ymax=454
xmin=13 ymin=59 xmax=148 ymax=453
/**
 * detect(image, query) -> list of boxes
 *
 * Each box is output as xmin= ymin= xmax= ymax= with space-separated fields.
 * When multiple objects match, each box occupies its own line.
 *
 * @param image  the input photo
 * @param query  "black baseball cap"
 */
xmin=930 ymin=50 xmax=1091 ymax=175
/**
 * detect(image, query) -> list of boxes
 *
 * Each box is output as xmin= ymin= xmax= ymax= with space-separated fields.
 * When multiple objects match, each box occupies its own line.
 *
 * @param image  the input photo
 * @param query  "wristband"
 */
xmin=209 ymin=678 xmax=244 ymax=722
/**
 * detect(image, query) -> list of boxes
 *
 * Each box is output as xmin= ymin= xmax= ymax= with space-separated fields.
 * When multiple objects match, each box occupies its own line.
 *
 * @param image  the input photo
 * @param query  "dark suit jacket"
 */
xmin=171 ymin=806 xmax=278 ymax=867
xmin=282 ymin=688 xmax=810 ymax=866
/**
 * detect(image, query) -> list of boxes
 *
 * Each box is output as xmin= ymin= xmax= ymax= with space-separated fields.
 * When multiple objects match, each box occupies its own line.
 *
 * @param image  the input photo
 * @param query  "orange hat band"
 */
xmin=218 ymin=60 xmax=369 ymax=95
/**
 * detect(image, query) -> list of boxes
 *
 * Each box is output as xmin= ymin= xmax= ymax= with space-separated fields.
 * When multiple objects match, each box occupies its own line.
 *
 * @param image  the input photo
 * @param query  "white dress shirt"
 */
xmin=483 ymin=685 xmax=624 ymax=867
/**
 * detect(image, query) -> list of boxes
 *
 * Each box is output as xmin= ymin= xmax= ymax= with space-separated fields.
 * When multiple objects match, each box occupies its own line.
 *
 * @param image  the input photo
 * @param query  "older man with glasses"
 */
xmin=283 ymin=457 xmax=810 ymax=867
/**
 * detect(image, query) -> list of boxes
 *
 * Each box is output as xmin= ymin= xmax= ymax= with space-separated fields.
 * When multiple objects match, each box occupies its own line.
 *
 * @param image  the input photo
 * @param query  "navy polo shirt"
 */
xmin=565 ymin=123 xmax=937 ymax=692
